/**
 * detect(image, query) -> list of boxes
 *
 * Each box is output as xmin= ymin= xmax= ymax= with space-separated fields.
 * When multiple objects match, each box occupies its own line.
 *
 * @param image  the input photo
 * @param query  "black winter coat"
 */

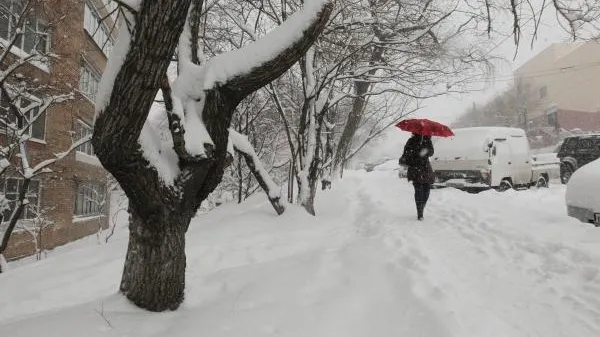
xmin=399 ymin=135 xmax=435 ymax=185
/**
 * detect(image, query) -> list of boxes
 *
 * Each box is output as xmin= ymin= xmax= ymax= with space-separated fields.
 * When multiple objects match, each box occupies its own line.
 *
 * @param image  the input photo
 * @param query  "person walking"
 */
xmin=399 ymin=133 xmax=435 ymax=221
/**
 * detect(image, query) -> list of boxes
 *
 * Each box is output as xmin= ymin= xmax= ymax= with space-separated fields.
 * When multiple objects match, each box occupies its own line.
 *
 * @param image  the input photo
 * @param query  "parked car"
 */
xmin=431 ymin=127 xmax=558 ymax=192
xmin=557 ymin=133 xmax=600 ymax=184
xmin=531 ymin=152 xmax=561 ymax=182
xmin=362 ymin=157 xmax=393 ymax=172
xmin=365 ymin=158 xmax=407 ymax=178
xmin=565 ymin=158 xmax=600 ymax=226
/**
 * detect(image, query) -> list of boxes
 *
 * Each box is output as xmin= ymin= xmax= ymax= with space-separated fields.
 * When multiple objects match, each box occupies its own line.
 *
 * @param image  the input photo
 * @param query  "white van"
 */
xmin=431 ymin=127 xmax=555 ymax=191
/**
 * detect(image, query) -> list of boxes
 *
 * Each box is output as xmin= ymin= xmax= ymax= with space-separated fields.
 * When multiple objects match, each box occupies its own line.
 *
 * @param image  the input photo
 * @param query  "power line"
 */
xmin=457 ymin=60 xmax=600 ymax=85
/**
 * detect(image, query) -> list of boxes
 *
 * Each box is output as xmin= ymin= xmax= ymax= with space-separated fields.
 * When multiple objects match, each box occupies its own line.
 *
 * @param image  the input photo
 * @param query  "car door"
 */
xmin=591 ymin=138 xmax=600 ymax=164
xmin=490 ymin=140 xmax=513 ymax=186
xmin=507 ymin=135 xmax=531 ymax=185
xmin=577 ymin=138 xmax=597 ymax=167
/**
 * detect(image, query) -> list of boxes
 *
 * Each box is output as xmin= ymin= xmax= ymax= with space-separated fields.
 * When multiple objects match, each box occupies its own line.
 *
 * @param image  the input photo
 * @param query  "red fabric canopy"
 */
xmin=395 ymin=118 xmax=454 ymax=137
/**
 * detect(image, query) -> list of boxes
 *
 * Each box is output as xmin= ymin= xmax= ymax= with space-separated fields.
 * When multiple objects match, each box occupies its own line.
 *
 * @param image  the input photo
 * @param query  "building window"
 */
xmin=547 ymin=111 xmax=557 ymax=128
xmin=0 ymin=91 xmax=46 ymax=140
xmin=0 ymin=177 xmax=40 ymax=221
xmin=102 ymin=0 xmax=118 ymax=20
xmin=74 ymin=183 xmax=105 ymax=217
xmin=83 ymin=2 xmax=114 ymax=56
xmin=75 ymin=120 xmax=94 ymax=156
xmin=79 ymin=63 xmax=100 ymax=101
xmin=539 ymin=86 xmax=548 ymax=99
xmin=0 ymin=0 xmax=50 ymax=54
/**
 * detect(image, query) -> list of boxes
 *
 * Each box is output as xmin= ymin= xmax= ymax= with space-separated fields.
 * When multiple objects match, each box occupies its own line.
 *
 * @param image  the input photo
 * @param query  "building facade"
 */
xmin=514 ymin=42 xmax=600 ymax=147
xmin=0 ymin=0 xmax=118 ymax=259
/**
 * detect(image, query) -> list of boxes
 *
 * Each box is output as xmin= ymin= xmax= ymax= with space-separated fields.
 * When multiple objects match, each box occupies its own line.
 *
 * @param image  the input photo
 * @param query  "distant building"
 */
xmin=0 ymin=0 xmax=119 ymax=259
xmin=514 ymin=42 xmax=600 ymax=147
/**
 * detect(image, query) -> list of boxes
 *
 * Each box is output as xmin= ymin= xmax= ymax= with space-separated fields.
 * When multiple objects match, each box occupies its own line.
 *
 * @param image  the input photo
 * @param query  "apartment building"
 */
xmin=0 ymin=0 xmax=118 ymax=259
xmin=514 ymin=42 xmax=600 ymax=146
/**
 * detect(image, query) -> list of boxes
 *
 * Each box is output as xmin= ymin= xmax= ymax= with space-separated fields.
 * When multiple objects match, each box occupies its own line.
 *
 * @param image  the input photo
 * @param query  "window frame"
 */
xmin=74 ymin=182 xmax=105 ymax=217
xmin=75 ymin=119 xmax=94 ymax=156
xmin=79 ymin=61 xmax=101 ymax=102
xmin=83 ymin=2 xmax=114 ymax=56
xmin=0 ymin=0 xmax=51 ymax=56
xmin=539 ymin=86 xmax=548 ymax=99
xmin=0 ymin=89 xmax=47 ymax=141
xmin=0 ymin=177 xmax=41 ymax=223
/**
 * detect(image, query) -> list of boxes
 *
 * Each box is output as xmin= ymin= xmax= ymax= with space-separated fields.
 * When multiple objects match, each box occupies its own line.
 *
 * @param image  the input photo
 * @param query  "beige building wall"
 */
xmin=514 ymin=42 xmax=600 ymax=120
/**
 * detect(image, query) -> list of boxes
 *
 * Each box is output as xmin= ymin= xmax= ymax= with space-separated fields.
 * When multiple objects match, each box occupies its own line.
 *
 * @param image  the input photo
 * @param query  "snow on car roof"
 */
xmin=566 ymin=158 xmax=600 ymax=211
xmin=433 ymin=127 xmax=526 ymax=160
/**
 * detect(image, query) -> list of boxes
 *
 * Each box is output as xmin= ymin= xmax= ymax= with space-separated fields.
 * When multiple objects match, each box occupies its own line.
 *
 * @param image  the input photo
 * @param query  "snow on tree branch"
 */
xmin=173 ymin=0 xmax=333 ymax=99
xmin=28 ymin=135 xmax=92 ymax=178
xmin=95 ymin=12 xmax=133 ymax=115
xmin=170 ymin=4 xmax=215 ymax=159
xmin=139 ymin=107 xmax=181 ymax=185
xmin=229 ymin=129 xmax=285 ymax=215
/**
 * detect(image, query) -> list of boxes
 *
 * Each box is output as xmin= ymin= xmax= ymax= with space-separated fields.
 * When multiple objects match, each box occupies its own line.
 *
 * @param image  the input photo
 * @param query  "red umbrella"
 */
xmin=395 ymin=118 xmax=454 ymax=137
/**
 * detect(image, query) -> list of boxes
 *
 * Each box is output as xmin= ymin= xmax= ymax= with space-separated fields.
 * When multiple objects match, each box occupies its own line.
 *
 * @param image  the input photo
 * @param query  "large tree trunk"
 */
xmin=332 ymin=81 xmax=370 ymax=175
xmin=300 ymin=175 xmax=318 ymax=215
xmin=92 ymin=0 xmax=332 ymax=311
xmin=120 ymin=208 xmax=190 ymax=311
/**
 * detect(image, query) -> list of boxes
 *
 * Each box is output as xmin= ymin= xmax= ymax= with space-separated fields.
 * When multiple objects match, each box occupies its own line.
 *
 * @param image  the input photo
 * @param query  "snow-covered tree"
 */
xmin=91 ymin=0 xmax=332 ymax=311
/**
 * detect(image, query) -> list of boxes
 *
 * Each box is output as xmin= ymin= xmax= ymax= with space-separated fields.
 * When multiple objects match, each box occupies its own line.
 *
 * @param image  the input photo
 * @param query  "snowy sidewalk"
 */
xmin=1 ymin=170 xmax=599 ymax=336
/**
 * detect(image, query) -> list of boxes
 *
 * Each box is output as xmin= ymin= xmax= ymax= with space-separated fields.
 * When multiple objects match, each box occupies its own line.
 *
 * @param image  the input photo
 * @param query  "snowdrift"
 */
xmin=1 ymin=171 xmax=600 ymax=337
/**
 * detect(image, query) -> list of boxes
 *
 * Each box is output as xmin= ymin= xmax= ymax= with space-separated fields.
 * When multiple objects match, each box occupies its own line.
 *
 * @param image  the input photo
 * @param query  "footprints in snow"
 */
xmin=432 ymin=203 xmax=600 ymax=334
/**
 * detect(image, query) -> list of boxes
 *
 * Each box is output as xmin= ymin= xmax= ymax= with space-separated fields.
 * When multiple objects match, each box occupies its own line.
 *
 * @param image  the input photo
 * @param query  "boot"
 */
xmin=416 ymin=202 xmax=424 ymax=221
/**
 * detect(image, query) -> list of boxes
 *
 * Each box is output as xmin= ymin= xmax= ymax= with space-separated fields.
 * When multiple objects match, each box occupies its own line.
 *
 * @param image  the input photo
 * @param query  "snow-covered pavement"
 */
xmin=1 ymin=170 xmax=599 ymax=336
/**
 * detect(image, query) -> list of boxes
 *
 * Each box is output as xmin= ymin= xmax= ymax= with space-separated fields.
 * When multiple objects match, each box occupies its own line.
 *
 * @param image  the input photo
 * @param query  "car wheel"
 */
xmin=561 ymin=165 xmax=574 ymax=184
xmin=536 ymin=176 xmax=548 ymax=188
xmin=497 ymin=179 xmax=512 ymax=192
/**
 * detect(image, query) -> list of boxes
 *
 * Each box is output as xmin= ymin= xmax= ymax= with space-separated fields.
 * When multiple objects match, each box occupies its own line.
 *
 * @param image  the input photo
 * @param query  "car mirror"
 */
xmin=492 ymin=146 xmax=497 ymax=156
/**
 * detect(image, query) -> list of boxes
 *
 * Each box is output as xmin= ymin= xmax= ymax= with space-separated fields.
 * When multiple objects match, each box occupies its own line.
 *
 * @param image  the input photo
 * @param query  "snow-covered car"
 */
xmin=369 ymin=158 xmax=407 ymax=178
xmin=565 ymin=158 xmax=600 ymax=226
xmin=431 ymin=127 xmax=557 ymax=192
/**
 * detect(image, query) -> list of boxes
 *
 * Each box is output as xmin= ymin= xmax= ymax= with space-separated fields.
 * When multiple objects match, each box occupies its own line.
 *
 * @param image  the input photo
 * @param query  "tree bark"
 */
xmin=235 ymin=149 xmax=285 ymax=215
xmin=120 ymin=207 xmax=190 ymax=311
xmin=0 ymin=179 xmax=31 ymax=258
xmin=332 ymin=80 xmax=370 ymax=175
xmin=92 ymin=0 xmax=332 ymax=311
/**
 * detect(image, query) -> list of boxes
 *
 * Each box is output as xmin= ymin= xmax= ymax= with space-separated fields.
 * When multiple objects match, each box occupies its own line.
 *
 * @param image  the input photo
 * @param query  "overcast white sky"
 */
xmin=357 ymin=3 xmax=577 ymax=163
xmin=417 ymin=23 xmax=570 ymax=125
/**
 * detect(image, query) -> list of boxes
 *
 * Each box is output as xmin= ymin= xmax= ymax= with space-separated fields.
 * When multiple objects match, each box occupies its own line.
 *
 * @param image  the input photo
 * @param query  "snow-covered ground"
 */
xmin=1 ymin=170 xmax=599 ymax=336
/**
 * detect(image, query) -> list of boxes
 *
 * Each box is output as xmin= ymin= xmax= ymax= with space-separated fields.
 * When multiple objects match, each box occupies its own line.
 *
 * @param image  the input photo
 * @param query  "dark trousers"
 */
xmin=413 ymin=183 xmax=431 ymax=218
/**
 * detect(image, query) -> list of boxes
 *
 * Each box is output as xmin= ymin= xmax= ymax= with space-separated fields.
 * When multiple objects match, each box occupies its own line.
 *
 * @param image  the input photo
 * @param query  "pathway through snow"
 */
xmin=1 ymin=170 xmax=599 ymax=337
